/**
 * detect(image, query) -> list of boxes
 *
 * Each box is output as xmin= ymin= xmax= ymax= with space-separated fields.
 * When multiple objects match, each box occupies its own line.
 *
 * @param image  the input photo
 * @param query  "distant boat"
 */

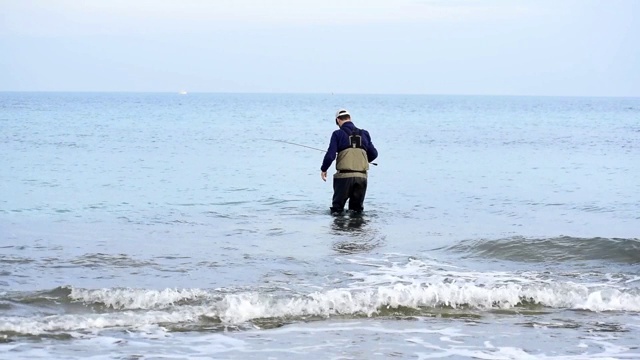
xmin=179 ymin=90 xmax=187 ymax=95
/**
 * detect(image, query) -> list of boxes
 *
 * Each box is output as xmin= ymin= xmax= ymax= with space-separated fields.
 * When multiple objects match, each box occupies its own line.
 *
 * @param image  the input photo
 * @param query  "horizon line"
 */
xmin=1 ymin=90 xmax=638 ymax=99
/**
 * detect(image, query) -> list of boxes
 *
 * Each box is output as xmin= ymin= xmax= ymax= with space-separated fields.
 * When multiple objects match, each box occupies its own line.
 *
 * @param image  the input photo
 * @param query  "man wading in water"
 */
xmin=320 ymin=109 xmax=378 ymax=215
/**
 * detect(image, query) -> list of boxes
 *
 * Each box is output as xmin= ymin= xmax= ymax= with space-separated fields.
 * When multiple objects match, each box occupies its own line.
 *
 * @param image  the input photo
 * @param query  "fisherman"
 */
xmin=321 ymin=109 xmax=378 ymax=215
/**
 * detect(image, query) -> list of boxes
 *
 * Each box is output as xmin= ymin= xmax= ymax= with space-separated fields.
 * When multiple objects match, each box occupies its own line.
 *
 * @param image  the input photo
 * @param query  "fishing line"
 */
xmin=261 ymin=139 xmax=378 ymax=166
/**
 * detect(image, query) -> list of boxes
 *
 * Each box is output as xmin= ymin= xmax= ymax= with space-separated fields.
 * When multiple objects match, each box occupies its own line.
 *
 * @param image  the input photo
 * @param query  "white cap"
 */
xmin=335 ymin=108 xmax=350 ymax=119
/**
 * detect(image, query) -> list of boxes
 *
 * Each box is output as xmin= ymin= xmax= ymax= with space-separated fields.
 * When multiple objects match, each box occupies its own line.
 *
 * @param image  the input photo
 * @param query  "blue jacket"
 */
xmin=321 ymin=122 xmax=378 ymax=172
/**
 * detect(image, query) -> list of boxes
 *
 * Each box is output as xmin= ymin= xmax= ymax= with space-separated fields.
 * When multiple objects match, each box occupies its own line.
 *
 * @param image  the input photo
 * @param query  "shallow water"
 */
xmin=1 ymin=93 xmax=639 ymax=359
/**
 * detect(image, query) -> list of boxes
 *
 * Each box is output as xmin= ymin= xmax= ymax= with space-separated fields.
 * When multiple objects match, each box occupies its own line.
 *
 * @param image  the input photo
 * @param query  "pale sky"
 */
xmin=1 ymin=0 xmax=639 ymax=96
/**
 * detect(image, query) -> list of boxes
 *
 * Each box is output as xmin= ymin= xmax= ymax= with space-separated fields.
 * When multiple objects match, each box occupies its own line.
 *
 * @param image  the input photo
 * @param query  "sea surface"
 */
xmin=1 ymin=92 xmax=639 ymax=359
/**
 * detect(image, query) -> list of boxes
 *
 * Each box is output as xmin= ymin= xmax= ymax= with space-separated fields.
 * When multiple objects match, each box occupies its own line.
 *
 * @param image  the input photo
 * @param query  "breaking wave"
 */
xmin=2 ymin=255 xmax=639 ymax=339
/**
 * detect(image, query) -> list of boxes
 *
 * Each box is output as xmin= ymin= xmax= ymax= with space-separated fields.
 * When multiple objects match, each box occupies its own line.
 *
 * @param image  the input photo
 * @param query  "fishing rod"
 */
xmin=262 ymin=139 xmax=378 ymax=166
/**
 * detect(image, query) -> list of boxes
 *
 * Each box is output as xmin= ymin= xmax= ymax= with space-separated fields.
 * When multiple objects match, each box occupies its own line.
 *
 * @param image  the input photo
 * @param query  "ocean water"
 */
xmin=1 ymin=92 xmax=639 ymax=359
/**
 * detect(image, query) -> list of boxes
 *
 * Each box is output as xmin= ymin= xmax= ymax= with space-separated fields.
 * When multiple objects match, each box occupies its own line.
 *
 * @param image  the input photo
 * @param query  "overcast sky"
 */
xmin=1 ymin=0 xmax=639 ymax=96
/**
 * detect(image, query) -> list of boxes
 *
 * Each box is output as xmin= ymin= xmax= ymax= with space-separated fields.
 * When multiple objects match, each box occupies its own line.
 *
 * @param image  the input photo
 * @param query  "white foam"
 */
xmin=62 ymin=259 xmax=640 ymax=319
xmin=213 ymin=281 xmax=640 ymax=325
xmin=0 ymin=309 xmax=201 ymax=335
xmin=69 ymin=287 xmax=211 ymax=309
xmin=340 ymin=258 xmax=640 ymax=312
xmin=3 ymin=258 xmax=640 ymax=336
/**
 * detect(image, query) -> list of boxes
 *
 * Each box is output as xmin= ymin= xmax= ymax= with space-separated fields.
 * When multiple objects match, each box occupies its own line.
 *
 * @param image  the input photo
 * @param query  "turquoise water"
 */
xmin=1 ymin=92 xmax=639 ymax=359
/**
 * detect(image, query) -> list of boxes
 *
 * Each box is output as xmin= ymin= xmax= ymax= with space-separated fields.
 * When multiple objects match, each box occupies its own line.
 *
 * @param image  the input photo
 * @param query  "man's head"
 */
xmin=335 ymin=108 xmax=351 ymax=126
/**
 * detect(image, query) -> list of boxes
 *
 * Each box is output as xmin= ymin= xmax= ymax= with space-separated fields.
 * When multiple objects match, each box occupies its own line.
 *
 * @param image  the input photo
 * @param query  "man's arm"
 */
xmin=365 ymin=131 xmax=378 ymax=162
xmin=320 ymin=132 xmax=339 ymax=172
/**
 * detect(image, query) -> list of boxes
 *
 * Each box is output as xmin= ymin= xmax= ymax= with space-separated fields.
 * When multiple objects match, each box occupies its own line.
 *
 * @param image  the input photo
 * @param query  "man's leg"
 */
xmin=331 ymin=177 xmax=351 ymax=214
xmin=348 ymin=177 xmax=367 ymax=212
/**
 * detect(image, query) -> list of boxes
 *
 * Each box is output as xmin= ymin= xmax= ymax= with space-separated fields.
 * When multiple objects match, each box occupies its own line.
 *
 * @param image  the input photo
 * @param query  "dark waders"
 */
xmin=331 ymin=175 xmax=368 ymax=214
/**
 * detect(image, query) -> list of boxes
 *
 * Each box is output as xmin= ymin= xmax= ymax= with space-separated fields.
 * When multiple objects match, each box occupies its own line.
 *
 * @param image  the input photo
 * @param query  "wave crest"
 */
xmin=448 ymin=236 xmax=640 ymax=263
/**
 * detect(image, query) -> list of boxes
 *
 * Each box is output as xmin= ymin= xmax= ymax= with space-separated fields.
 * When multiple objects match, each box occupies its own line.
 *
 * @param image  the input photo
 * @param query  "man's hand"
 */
xmin=321 ymin=171 xmax=327 ymax=182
